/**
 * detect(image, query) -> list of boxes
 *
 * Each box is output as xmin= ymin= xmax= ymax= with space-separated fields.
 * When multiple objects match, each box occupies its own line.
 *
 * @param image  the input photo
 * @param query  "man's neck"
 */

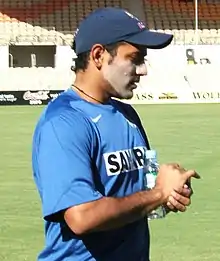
xmin=73 ymin=73 xmax=111 ymax=104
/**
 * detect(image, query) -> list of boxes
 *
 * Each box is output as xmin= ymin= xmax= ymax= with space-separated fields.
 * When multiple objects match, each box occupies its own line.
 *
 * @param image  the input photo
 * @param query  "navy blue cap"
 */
xmin=73 ymin=7 xmax=173 ymax=55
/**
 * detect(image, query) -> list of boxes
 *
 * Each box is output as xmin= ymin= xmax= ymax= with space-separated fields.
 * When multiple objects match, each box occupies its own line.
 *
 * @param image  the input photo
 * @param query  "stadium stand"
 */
xmin=143 ymin=0 xmax=220 ymax=44
xmin=143 ymin=0 xmax=220 ymax=30
xmin=0 ymin=0 xmax=129 ymax=45
xmin=0 ymin=0 xmax=219 ymax=94
xmin=0 ymin=0 xmax=220 ymax=45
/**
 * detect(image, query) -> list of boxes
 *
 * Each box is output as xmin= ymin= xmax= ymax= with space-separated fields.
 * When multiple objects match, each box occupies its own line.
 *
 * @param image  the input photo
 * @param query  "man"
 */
xmin=32 ymin=7 xmax=200 ymax=261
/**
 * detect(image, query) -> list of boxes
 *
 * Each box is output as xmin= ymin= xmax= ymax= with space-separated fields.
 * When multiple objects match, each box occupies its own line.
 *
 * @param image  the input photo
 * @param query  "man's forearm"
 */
xmin=64 ymin=188 xmax=165 ymax=235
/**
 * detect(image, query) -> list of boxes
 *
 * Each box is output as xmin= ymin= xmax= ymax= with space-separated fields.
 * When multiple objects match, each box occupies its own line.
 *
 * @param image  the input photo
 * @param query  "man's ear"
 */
xmin=90 ymin=44 xmax=105 ymax=70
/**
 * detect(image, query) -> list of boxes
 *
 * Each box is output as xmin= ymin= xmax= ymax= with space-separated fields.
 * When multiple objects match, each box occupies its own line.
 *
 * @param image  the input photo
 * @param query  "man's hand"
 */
xmin=165 ymin=184 xmax=193 ymax=213
xmin=156 ymin=163 xmax=199 ymax=197
xmin=155 ymin=163 xmax=199 ymax=213
xmin=166 ymin=167 xmax=195 ymax=212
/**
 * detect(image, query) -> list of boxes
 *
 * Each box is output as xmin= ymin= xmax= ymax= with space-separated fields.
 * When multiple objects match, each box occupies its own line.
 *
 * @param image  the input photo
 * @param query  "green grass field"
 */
xmin=0 ymin=104 xmax=219 ymax=261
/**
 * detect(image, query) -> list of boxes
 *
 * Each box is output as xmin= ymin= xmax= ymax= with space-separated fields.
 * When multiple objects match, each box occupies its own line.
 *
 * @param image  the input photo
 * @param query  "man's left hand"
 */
xmin=165 ymin=183 xmax=193 ymax=213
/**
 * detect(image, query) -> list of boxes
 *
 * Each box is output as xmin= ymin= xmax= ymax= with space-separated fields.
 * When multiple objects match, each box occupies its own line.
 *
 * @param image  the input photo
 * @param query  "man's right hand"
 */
xmin=155 ymin=163 xmax=200 ymax=204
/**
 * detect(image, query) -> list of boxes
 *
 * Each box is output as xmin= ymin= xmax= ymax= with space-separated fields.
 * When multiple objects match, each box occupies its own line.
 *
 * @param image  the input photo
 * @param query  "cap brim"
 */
xmin=125 ymin=30 xmax=173 ymax=49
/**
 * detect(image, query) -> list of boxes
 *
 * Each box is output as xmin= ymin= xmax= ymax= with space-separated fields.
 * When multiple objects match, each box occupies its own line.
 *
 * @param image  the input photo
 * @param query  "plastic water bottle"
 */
xmin=144 ymin=150 xmax=166 ymax=220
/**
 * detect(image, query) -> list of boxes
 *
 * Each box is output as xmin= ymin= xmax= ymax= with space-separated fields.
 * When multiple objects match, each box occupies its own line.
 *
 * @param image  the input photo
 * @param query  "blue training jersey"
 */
xmin=32 ymin=88 xmax=150 ymax=261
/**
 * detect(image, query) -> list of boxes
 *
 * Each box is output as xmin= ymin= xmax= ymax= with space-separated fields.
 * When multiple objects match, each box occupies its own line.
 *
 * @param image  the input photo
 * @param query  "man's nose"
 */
xmin=135 ymin=63 xmax=147 ymax=76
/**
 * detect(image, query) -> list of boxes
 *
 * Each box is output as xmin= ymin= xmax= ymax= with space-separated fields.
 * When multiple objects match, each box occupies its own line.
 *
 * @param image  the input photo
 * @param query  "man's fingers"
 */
xmin=168 ymin=195 xmax=186 ymax=212
xmin=184 ymin=170 xmax=201 ymax=180
xmin=171 ymin=191 xmax=191 ymax=206
xmin=166 ymin=202 xmax=178 ymax=213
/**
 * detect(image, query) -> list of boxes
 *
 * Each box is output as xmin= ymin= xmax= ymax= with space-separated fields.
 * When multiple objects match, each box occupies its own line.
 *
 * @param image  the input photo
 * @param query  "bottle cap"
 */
xmin=145 ymin=149 xmax=157 ymax=159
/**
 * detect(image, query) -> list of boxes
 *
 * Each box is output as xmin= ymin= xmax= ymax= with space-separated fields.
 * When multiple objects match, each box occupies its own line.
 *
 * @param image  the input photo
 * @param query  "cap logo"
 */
xmin=137 ymin=22 xmax=145 ymax=29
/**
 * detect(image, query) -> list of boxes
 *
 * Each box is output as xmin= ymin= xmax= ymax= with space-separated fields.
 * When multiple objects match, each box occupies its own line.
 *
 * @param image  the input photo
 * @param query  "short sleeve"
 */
xmin=35 ymin=110 xmax=103 ymax=222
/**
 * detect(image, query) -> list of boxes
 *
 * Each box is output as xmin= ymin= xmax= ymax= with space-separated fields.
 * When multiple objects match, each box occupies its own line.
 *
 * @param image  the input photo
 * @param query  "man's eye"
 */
xmin=131 ymin=57 xmax=145 ymax=65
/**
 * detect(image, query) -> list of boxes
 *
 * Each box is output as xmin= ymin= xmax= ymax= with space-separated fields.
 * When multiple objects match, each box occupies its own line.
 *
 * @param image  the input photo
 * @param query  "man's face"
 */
xmin=101 ymin=42 xmax=147 ymax=99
